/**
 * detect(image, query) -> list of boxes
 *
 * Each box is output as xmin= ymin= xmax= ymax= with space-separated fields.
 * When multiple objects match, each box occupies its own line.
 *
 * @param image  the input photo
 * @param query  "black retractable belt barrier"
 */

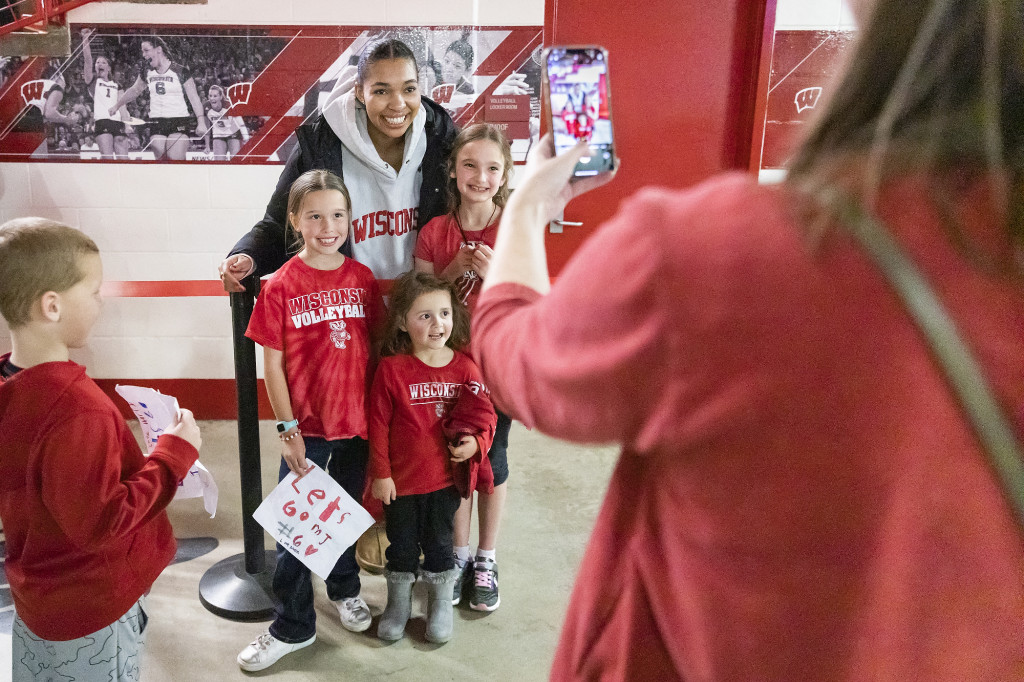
xmin=198 ymin=277 xmax=278 ymax=620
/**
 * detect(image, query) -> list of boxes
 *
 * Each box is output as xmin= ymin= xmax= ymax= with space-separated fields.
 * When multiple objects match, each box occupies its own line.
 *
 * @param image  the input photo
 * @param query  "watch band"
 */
xmin=276 ymin=419 xmax=299 ymax=433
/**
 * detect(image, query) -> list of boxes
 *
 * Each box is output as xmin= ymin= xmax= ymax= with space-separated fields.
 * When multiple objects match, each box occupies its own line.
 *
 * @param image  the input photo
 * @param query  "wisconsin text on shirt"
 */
xmin=408 ymin=382 xmax=461 ymax=405
xmin=352 ymin=208 xmax=418 ymax=244
xmin=288 ymin=287 xmax=367 ymax=329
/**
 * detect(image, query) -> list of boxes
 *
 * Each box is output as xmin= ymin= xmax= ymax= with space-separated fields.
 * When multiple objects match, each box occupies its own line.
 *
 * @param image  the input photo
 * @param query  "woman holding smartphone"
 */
xmin=474 ymin=1 xmax=1024 ymax=680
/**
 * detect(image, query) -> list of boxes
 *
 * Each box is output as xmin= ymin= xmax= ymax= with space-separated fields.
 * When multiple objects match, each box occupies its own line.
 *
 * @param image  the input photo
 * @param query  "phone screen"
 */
xmin=545 ymin=46 xmax=614 ymax=176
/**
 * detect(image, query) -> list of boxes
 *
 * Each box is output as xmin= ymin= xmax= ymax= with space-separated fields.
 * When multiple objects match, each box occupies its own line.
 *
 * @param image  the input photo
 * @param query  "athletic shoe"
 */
xmin=469 ymin=557 xmax=500 ymax=611
xmin=236 ymin=631 xmax=315 ymax=672
xmin=335 ymin=596 xmax=372 ymax=632
xmin=452 ymin=556 xmax=473 ymax=606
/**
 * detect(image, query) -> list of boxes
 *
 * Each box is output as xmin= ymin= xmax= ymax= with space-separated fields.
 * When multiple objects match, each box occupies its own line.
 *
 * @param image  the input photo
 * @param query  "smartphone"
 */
xmin=542 ymin=45 xmax=615 ymax=176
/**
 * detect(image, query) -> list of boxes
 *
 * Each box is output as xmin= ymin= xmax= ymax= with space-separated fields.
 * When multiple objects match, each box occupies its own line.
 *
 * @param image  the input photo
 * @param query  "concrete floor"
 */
xmin=3 ymin=420 xmax=618 ymax=682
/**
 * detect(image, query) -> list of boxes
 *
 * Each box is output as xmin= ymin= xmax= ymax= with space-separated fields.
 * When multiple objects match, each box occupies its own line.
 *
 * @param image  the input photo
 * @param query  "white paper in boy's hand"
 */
xmin=175 ymin=460 xmax=219 ymax=517
xmin=115 ymin=384 xmax=179 ymax=452
xmin=253 ymin=463 xmax=374 ymax=580
xmin=114 ymin=384 xmax=219 ymax=517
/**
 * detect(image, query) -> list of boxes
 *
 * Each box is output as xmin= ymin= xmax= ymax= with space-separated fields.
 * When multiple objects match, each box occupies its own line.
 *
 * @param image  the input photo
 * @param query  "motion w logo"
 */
xmin=794 ymin=86 xmax=823 ymax=114
xmin=20 ymin=79 xmax=47 ymax=106
xmin=226 ymin=81 xmax=254 ymax=110
xmin=431 ymin=83 xmax=455 ymax=104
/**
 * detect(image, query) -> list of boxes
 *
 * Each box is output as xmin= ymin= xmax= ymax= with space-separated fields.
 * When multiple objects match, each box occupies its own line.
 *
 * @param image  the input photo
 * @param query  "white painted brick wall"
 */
xmin=0 ymin=164 xmax=276 ymax=268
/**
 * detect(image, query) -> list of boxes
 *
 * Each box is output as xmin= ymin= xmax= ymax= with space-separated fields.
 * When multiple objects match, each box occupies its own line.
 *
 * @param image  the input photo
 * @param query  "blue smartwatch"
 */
xmin=276 ymin=419 xmax=299 ymax=434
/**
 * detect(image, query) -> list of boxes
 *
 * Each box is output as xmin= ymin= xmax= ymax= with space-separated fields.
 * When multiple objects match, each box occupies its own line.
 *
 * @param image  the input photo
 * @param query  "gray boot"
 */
xmin=377 ymin=570 xmax=416 ymax=641
xmin=421 ymin=567 xmax=460 ymax=644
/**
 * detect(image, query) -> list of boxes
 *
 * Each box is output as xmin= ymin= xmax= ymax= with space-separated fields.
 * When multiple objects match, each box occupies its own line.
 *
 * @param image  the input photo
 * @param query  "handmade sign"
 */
xmin=252 ymin=463 xmax=374 ymax=579
xmin=115 ymin=384 xmax=219 ymax=517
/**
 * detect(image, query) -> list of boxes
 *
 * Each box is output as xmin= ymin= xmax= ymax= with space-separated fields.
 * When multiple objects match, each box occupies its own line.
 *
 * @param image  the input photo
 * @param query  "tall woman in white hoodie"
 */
xmin=219 ymin=38 xmax=458 ymax=287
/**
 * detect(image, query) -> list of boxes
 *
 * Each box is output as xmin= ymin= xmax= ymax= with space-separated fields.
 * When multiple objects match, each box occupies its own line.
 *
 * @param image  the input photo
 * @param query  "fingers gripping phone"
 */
xmin=542 ymin=45 xmax=616 ymax=176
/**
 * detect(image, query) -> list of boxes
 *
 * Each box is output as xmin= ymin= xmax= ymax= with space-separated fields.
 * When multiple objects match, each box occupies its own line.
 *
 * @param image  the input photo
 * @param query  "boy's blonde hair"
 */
xmin=0 ymin=217 xmax=99 ymax=327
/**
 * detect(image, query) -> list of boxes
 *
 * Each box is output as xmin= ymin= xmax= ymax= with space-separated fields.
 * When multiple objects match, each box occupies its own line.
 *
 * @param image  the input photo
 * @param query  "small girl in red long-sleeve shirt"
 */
xmin=368 ymin=270 xmax=496 ymax=644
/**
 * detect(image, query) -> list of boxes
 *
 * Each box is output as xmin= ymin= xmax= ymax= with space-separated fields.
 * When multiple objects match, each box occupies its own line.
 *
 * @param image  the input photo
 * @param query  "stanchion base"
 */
xmin=198 ymin=551 xmax=278 ymax=621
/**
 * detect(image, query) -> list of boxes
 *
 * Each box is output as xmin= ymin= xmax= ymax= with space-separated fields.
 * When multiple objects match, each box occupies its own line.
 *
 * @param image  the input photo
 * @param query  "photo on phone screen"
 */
xmin=545 ymin=46 xmax=614 ymax=176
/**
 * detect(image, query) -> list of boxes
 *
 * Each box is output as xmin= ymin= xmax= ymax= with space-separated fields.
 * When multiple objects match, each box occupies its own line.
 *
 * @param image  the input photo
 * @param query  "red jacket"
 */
xmin=0 ymin=356 xmax=198 ymax=640
xmin=474 ymin=174 xmax=1024 ymax=681
xmin=442 ymin=380 xmax=497 ymax=497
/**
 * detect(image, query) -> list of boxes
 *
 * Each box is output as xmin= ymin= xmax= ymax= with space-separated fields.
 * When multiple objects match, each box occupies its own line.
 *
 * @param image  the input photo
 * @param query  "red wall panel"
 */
xmin=543 ymin=0 xmax=773 ymax=274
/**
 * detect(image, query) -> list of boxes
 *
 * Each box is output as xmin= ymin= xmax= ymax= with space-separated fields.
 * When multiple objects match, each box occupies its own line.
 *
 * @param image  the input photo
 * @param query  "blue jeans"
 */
xmin=269 ymin=436 xmax=368 ymax=643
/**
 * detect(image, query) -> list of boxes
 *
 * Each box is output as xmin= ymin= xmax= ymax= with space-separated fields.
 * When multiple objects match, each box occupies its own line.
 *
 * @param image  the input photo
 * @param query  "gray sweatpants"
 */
xmin=11 ymin=598 xmax=147 ymax=681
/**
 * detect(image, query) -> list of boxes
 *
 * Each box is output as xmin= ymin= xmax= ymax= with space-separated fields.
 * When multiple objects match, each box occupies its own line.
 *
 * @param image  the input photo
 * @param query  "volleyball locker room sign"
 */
xmin=0 ymin=24 xmax=541 ymax=163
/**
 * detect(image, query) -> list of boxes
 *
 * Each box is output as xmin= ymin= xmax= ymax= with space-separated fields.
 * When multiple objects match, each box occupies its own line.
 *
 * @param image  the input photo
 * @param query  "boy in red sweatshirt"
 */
xmin=0 ymin=218 xmax=202 ymax=681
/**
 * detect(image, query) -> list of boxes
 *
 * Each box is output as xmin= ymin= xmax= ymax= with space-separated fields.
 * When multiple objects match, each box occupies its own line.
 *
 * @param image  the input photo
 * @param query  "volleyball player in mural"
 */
xmin=80 ymin=28 xmax=132 ymax=160
xmin=205 ymin=84 xmax=249 ymax=160
xmin=111 ymin=36 xmax=208 ymax=161
xmin=439 ymin=34 xmax=476 ymax=96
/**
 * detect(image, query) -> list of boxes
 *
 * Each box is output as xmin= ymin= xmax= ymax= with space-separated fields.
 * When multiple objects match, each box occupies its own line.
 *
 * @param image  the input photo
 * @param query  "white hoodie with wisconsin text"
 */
xmin=321 ymin=89 xmax=426 ymax=280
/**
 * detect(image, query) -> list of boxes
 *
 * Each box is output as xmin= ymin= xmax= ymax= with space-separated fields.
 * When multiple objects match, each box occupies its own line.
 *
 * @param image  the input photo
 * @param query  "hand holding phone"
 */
xmin=543 ymin=45 xmax=616 ymax=177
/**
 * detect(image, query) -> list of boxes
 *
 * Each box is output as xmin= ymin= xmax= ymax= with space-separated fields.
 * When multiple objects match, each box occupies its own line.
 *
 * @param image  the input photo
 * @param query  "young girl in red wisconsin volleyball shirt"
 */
xmin=237 ymin=169 xmax=385 ymax=673
xmin=369 ymin=271 xmax=496 ymax=644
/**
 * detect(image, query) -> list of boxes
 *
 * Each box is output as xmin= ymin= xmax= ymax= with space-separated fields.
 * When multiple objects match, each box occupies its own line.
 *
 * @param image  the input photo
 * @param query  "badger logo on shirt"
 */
xmin=329 ymin=320 xmax=351 ymax=349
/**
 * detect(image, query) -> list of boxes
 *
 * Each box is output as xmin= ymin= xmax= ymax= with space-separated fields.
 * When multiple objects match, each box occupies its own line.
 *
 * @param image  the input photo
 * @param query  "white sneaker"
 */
xmin=335 ymin=596 xmax=372 ymax=633
xmin=236 ymin=631 xmax=315 ymax=672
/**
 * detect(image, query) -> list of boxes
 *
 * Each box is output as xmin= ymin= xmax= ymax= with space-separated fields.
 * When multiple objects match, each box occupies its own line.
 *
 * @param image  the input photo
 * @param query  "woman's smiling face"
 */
xmin=357 ymin=57 xmax=421 ymax=147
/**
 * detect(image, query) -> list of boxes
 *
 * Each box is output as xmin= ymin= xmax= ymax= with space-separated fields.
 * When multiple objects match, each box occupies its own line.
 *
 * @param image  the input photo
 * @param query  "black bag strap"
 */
xmin=829 ymin=190 xmax=1024 ymax=529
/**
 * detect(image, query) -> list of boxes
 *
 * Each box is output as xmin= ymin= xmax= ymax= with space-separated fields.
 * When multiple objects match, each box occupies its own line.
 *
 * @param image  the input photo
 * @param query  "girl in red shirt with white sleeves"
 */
xmin=369 ymin=270 xmax=496 ymax=644
xmin=414 ymin=123 xmax=513 ymax=612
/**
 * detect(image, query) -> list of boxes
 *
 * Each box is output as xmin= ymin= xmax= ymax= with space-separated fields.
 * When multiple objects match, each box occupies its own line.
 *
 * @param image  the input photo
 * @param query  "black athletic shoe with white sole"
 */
xmin=469 ymin=557 xmax=500 ymax=611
